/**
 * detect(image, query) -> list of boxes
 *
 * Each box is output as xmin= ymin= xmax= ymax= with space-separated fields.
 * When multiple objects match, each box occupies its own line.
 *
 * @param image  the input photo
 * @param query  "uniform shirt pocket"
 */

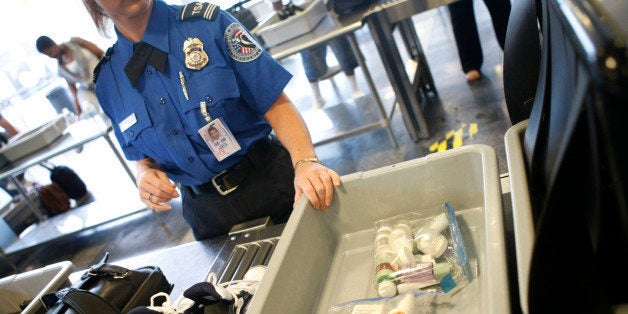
xmin=179 ymin=68 xmax=242 ymax=134
xmin=116 ymin=104 xmax=162 ymax=160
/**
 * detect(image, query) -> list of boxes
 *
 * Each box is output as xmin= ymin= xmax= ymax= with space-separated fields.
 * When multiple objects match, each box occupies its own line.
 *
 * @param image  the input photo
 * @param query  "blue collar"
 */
xmin=115 ymin=0 xmax=170 ymax=54
xmin=143 ymin=0 xmax=170 ymax=54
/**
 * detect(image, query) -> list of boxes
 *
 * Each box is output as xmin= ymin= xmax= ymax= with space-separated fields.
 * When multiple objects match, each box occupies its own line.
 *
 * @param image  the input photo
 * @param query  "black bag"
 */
xmin=326 ymin=0 xmax=377 ymax=17
xmin=41 ymin=162 xmax=88 ymax=200
xmin=42 ymin=253 xmax=173 ymax=314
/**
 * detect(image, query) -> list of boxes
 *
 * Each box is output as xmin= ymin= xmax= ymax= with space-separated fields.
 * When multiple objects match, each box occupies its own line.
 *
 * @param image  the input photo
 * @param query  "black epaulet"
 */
xmin=93 ymin=47 xmax=113 ymax=84
xmin=179 ymin=2 xmax=220 ymax=21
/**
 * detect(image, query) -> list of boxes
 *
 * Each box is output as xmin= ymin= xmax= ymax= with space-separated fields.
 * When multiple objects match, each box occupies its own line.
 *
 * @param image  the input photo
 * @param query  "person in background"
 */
xmin=36 ymin=35 xmax=105 ymax=118
xmin=269 ymin=1 xmax=362 ymax=108
xmin=448 ymin=0 xmax=511 ymax=82
xmin=300 ymin=36 xmax=363 ymax=109
xmin=81 ymin=0 xmax=341 ymax=240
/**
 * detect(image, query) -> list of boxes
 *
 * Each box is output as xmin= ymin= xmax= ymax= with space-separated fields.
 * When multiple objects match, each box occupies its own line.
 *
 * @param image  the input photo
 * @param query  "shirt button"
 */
xmin=129 ymin=131 xmax=134 ymax=137
xmin=160 ymin=98 xmax=167 ymax=104
xmin=147 ymin=68 xmax=153 ymax=75
xmin=187 ymin=156 xmax=195 ymax=163
xmin=171 ymin=129 xmax=179 ymax=135
xmin=206 ymin=96 xmax=213 ymax=102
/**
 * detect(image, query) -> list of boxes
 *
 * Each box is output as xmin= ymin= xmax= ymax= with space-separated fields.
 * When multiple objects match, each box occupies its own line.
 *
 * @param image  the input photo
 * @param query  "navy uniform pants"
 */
xmin=448 ymin=0 xmax=511 ymax=73
xmin=180 ymin=136 xmax=295 ymax=240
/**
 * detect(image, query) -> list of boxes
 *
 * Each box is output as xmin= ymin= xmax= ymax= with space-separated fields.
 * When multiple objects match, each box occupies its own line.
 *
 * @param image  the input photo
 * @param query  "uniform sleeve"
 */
xmin=215 ymin=10 xmax=292 ymax=114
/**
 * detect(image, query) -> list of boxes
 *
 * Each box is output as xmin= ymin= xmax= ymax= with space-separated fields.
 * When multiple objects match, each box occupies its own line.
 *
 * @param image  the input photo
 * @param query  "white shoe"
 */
xmin=208 ymin=266 xmax=266 ymax=314
xmin=143 ymin=292 xmax=196 ymax=313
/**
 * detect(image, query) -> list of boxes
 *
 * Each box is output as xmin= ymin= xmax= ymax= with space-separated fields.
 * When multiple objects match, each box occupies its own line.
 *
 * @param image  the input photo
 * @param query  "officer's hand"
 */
xmin=137 ymin=167 xmax=180 ymax=211
xmin=293 ymin=162 xmax=341 ymax=211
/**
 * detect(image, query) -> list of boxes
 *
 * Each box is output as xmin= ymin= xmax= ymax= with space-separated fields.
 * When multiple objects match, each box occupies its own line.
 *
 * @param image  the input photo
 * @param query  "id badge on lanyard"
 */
xmin=197 ymin=101 xmax=241 ymax=161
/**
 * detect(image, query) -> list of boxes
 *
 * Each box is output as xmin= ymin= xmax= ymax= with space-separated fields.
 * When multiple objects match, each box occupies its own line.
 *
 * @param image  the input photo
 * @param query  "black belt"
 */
xmin=188 ymin=136 xmax=273 ymax=196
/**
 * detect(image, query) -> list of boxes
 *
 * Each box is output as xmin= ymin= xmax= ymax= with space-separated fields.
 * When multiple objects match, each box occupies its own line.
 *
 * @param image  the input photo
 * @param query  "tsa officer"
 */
xmin=84 ymin=0 xmax=341 ymax=239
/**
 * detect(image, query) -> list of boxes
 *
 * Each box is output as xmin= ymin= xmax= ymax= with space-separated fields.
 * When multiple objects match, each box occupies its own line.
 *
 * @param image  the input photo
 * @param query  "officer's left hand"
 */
xmin=293 ymin=162 xmax=341 ymax=211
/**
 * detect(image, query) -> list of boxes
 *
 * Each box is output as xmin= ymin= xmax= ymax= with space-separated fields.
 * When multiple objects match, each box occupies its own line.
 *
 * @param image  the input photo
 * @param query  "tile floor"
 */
xmin=0 ymin=3 xmax=514 ymax=279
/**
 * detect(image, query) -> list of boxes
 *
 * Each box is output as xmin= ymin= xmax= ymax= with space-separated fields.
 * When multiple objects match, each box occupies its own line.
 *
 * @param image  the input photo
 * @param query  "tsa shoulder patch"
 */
xmin=180 ymin=2 xmax=219 ymax=21
xmin=224 ymin=23 xmax=262 ymax=62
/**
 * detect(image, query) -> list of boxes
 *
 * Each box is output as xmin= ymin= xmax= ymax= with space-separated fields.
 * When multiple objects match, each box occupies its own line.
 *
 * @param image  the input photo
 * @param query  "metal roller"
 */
xmin=231 ymin=243 xmax=260 ymax=281
xmin=217 ymin=244 xmax=247 ymax=283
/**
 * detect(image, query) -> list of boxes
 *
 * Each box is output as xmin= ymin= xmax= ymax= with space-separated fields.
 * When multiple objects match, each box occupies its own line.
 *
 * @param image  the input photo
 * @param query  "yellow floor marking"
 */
xmin=469 ymin=123 xmax=478 ymax=138
xmin=428 ymin=123 xmax=480 ymax=152
xmin=453 ymin=128 xmax=463 ymax=148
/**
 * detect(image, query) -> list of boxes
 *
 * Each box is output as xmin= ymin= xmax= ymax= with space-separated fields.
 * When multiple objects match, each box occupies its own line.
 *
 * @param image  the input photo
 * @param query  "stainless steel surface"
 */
xmin=263 ymin=13 xmax=397 ymax=148
xmin=255 ymin=0 xmax=327 ymax=48
xmin=228 ymin=216 xmax=272 ymax=235
xmin=367 ymin=12 xmax=429 ymax=140
xmin=208 ymin=224 xmax=285 ymax=283
xmin=363 ymin=0 xmax=458 ymax=141
xmin=264 ymin=13 xmax=364 ymax=60
xmin=216 ymin=237 xmax=279 ymax=283
xmin=376 ymin=0 xmax=457 ymax=23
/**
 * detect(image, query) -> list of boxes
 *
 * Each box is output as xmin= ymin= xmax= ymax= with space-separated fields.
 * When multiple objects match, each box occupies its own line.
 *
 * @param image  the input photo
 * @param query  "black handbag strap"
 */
xmin=84 ymin=263 xmax=131 ymax=279
xmin=79 ymin=252 xmax=131 ymax=281
xmin=42 ymin=288 xmax=120 ymax=314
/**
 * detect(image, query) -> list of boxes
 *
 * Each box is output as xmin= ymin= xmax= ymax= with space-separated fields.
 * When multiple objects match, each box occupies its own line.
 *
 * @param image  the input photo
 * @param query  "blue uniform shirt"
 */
xmin=95 ymin=0 xmax=292 ymax=186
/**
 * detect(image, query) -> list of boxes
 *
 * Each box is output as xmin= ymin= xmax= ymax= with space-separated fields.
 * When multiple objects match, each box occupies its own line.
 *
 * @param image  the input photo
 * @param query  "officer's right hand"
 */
xmin=136 ymin=161 xmax=179 ymax=210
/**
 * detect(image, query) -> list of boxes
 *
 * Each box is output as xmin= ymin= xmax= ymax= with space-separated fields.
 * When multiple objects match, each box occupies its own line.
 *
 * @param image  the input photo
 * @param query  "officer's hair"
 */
xmin=82 ymin=0 xmax=110 ymax=37
xmin=36 ymin=36 xmax=55 ymax=53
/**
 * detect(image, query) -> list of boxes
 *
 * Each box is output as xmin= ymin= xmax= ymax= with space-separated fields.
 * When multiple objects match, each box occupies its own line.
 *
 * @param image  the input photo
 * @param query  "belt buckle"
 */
xmin=212 ymin=170 xmax=238 ymax=195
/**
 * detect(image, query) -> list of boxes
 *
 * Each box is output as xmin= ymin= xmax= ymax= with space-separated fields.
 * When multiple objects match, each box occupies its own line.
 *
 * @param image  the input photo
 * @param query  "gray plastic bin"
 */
xmin=504 ymin=120 xmax=533 ymax=313
xmin=45 ymin=86 xmax=74 ymax=115
xmin=0 ymin=261 xmax=74 ymax=314
xmin=249 ymin=145 xmax=509 ymax=313
xmin=253 ymin=0 xmax=327 ymax=47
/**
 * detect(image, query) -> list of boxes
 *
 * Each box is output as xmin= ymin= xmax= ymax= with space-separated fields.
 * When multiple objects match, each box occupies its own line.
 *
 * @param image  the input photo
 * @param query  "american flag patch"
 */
xmin=224 ymin=23 xmax=262 ymax=63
